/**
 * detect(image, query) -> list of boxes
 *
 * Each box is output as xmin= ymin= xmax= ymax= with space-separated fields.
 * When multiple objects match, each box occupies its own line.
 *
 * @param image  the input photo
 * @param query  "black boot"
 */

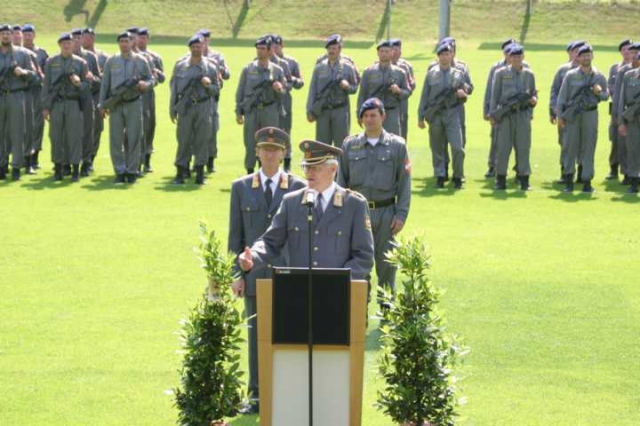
xmin=435 ymin=176 xmax=445 ymax=188
xmin=453 ymin=177 xmax=463 ymax=189
xmin=606 ymin=163 xmax=618 ymax=180
xmin=246 ymin=168 xmax=254 ymax=175
xmin=626 ymin=178 xmax=639 ymax=194
xmin=195 ymin=165 xmax=206 ymax=185
xmin=63 ymin=164 xmax=71 ymax=176
xmin=484 ymin=167 xmax=495 ymax=178
xmin=25 ymin=155 xmax=35 ymax=175
xmin=495 ymin=174 xmax=507 ymax=190
xmin=53 ymin=163 xmax=63 ymax=181
xmin=71 ymin=164 xmax=80 ymax=182
xmin=126 ymin=172 xmax=138 ymax=184
xmin=11 ymin=167 xmax=21 ymax=181
xmin=520 ymin=175 xmax=530 ymax=191
xmin=582 ymin=180 xmax=594 ymax=193
xmin=172 ymin=166 xmax=185 ymax=184
xmin=113 ymin=173 xmax=126 ymax=184
xmin=0 ymin=166 xmax=5 ymax=180
xmin=562 ymin=174 xmax=574 ymax=192
xmin=284 ymin=158 xmax=291 ymax=173
xmin=206 ymin=156 xmax=215 ymax=174
xmin=80 ymin=162 xmax=90 ymax=177
xmin=443 ymin=170 xmax=450 ymax=182
xmin=88 ymin=155 xmax=95 ymax=172
xmin=576 ymin=165 xmax=584 ymax=183
xmin=32 ymin=151 xmax=41 ymax=170
xmin=144 ymin=154 xmax=153 ymax=173
xmin=622 ymin=175 xmax=630 ymax=185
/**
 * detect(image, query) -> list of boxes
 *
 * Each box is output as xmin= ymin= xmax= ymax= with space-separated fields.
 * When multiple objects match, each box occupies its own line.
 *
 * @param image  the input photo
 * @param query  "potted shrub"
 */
xmin=172 ymin=221 xmax=245 ymax=426
xmin=376 ymin=237 xmax=468 ymax=426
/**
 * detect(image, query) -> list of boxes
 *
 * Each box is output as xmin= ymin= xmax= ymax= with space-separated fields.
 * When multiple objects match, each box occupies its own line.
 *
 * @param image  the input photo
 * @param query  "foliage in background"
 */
xmin=173 ymin=222 xmax=244 ymax=426
xmin=377 ymin=237 xmax=468 ymax=426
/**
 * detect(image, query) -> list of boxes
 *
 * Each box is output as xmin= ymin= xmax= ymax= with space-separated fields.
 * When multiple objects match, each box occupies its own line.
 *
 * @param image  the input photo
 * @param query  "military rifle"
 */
xmin=102 ymin=77 xmax=139 ymax=111
xmin=621 ymin=90 xmax=640 ymax=123
xmin=490 ymin=91 xmax=534 ymax=122
xmin=559 ymin=76 xmax=597 ymax=121
xmin=310 ymin=72 xmax=343 ymax=118
xmin=240 ymin=77 xmax=275 ymax=113
xmin=176 ymin=72 xmax=206 ymax=116
xmin=0 ymin=61 xmax=18 ymax=87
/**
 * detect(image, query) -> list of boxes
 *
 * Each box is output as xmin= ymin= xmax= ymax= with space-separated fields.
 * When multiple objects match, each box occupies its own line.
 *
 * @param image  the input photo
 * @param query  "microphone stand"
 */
xmin=306 ymin=195 xmax=314 ymax=426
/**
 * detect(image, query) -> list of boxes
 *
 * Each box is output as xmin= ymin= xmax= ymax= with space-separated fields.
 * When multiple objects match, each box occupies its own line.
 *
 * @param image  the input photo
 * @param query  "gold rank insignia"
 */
xmin=279 ymin=174 xmax=288 ymax=189
xmin=365 ymin=216 xmax=371 ymax=231
xmin=251 ymin=173 xmax=260 ymax=188
xmin=333 ymin=191 xmax=343 ymax=207
xmin=304 ymin=141 xmax=310 ymax=149
xmin=305 ymin=151 xmax=312 ymax=159
xmin=269 ymin=128 xmax=274 ymax=135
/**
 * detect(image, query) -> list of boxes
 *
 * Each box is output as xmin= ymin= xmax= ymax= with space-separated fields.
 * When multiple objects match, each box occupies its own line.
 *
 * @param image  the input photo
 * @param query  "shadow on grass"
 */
xmin=548 ymin=191 xmax=598 ymax=202
xmin=411 ymin=177 xmax=457 ymax=197
xmin=479 ymin=188 xmax=528 ymax=200
xmin=154 ymin=176 xmax=204 ymax=192
xmin=81 ymin=174 xmax=132 ymax=191
xmin=611 ymin=193 xmax=640 ymax=203
xmin=19 ymin=174 xmax=70 ymax=190
xmin=599 ymin=178 xmax=627 ymax=194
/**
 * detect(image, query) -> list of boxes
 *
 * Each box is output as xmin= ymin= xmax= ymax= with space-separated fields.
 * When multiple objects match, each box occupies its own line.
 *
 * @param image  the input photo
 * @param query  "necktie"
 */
xmin=264 ymin=178 xmax=273 ymax=206
xmin=314 ymin=193 xmax=324 ymax=222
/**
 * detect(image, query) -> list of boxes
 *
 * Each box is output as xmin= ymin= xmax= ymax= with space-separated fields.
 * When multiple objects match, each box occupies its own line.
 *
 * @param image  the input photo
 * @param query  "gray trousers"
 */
xmin=207 ymin=104 xmax=219 ymax=159
xmin=82 ymin=94 xmax=94 ymax=163
xmin=428 ymin=109 xmax=465 ymax=178
xmin=92 ymin=92 xmax=104 ymax=157
xmin=24 ymin=90 xmax=34 ymax=157
xmin=282 ymin=94 xmax=293 ymax=158
xmin=50 ymin=100 xmax=83 ymax=165
xmin=625 ymin=118 xmax=640 ymax=178
xmin=0 ymin=92 xmax=26 ymax=169
xmin=371 ymin=205 xmax=397 ymax=303
xmin=243 ymin=104 xmax=279 ymax=169
xmin=175 ymin=101 xmax=212 ymax=168
xmin=383 ymin=107 xmax=401 ymax=136
xmin=144 ymin=91 xmax=156 ymax=156
xmin=562 ymin=110 xmax=598 ymax=180
xmin=487 ymin=126 xmax=498 ymax=168
xmin=244 ymin=296 xmax=259 ymax=402
xmin=32 ymin=86 xmax=45 ymax=152
xmin=610 ymin=120 xmax=627 ymax=173
xmin=316 ymin=105 xmax=350 ymax=148
xmin=109 ymin=99 xmax=143 ymax=174
xmin=496 ymin=110 xmax=532 ymax=176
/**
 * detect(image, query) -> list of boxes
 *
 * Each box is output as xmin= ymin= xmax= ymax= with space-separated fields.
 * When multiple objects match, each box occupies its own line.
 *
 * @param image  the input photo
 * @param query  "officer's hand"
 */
xmin=390 ymin=83 xmax=400 ymax=94
xmin=418 ymin=120 xmax=426 ymax=129
xmin=483 ymin=114 xmax=490 ymax=121
xmin=529 ymin=96 xmax=538 ymax=107
xmin=13 ymin=66 xmax=25 ymax=77
xmin=592 ymin=84 xmax=602 ymax=96
xmin=490 ymin=117 xmax=498 ymax=128
xmin=70 ymin=74 xmax=81 ymax=86
xmin=550 ymin=116 xmax=557 ymax=125
xmin=619 ymin=124 xmax=627 ymax=137
xmin=232 ymin=277 xmax=246 ymax=297
xmin=456 ymin=89 xmax=467 ymax=99
xmin=137 ymin=81 xmax=150 ymax=92
xmin=170 ymin=116 xmax=176 ymax=124
xmin=239 ymin=246 xmax=254 ymax=272
xmin=236 ymin=114 xmax=244 ymax=125
xmin=272 ymin=81 xmax=283 ymax=92
xmin=42 ymin=109 xmax=50 ymax=122
xmin=339 ymin=79 xmax=350 ymax=90
xmin=99 ymin=108 xmax=107 ymax=119
xmin=201 ymin=76 xmax=212 ymax=87
xmin=307 ymin=114 xmax=316 ymax=123
xmin=558 ymin=118 xmax=566 ymax=129
xmin=390 ymin=217 xmax=404 ymax=235
xmin=86 ymin=71 xmax=94 ymax=81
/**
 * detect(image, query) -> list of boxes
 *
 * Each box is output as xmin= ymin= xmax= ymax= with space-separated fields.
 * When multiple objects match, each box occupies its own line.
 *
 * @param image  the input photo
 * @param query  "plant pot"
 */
xmin=208 ymin=276 xmax=221 ymax=301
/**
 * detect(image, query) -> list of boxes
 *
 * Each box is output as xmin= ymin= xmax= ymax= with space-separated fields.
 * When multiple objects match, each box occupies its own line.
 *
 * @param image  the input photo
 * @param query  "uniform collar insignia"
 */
xmin=279 ymin=173 xmax=288 ymax=189
xmin=333 ymin=190 xmax=343 ymax=207
xmin=251 ymin=173 xmax=260 ymax=189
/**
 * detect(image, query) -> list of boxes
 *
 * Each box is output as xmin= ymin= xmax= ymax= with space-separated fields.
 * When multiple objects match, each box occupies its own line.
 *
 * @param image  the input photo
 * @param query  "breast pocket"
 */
xmin=374 ymin=150 xmax=394 ymax=191
xmin=347 ymin=151 xmax=368 ymax=186
xmin=240 ymin=200 xmax=261 ymax=228
xmin=327 ymin=223 xmax=350 ymax=258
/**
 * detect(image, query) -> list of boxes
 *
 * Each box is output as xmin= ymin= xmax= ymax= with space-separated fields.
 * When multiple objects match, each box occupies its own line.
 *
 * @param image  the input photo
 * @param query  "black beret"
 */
xmin=436 ymin=43 xmax=453 ymax=55
xmin=567 ymin=40 xmax=585 ymax=52
xmin=126 ymin=27 xmax=140 ymax=34
xmin=619 ymin=39 xmax=633 ymax=51
xmin=377 ymin=39 xmax=392 ymax=50
xmin=273 ymin=34 xmax=283 ymax=45
xmin=508 ymin=43 xmax=524 ymax=55
xmin=82 ymin=27 xmax=95 ymax=35
xmin=12 ymin=25 xmax=22 ymax=31
xmin=138 ymin=27 xmax=149 ymax=36
xmin=58 ymin=32 xmax=73 ymax=43
xmin=577 ymin=44 xmax=593 ymax=56
xmin=299 ymin=140 xmax=343 ymax=166
xmin=390 ymin=38 xmax=402 ymax=48
xmin=255 ymin=127 xmax=289 ymax=150
xmin=630 ymin=42 xmax=640 ymax=51
xmin=22 ymin=24 xmax=35 ymax=33
xmin=197 ymin=29 xmax=211 ymax=38
xmin=358 ymin=97 xmax=385 ymax=118
xmin=188 ymin=34 xmax=203 ymax=47
xmin=255 ymin=35 xmax=271 ymax=47
xmin=501 ymin=38 xmax=517 ymax=50
xmin=0 ymin=24 xmax=12 ymax=32
xmin=440 ymin=36 xmax=456 ymax=47
xmin=325 ymin=34 xmax=342 ymax=48
xmin=117 ymin=31 xmax=131 ymax=41
xmin=71 ymin=28 xmax=83 ymax=36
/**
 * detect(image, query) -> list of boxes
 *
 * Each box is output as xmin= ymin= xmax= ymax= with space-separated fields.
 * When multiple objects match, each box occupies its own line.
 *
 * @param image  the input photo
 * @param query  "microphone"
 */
xmin=305 ymin=189 xmax=317 ymax=207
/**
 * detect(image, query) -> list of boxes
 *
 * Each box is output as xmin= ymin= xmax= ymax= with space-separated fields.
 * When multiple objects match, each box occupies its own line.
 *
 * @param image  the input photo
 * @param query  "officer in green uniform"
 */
xmin=358 ymin=40 xmax=410 ymax=136
xmin=98 ymin=31 xmax=153 ymax=184
xmin=72 ymin=28 xmax=101 ymax=176
xmin=418 ymin=43 xmax=470 ymax=189
xmin=42 ymin=32 xmax=89 ymax=182
xmin=0 ymin=24 xmax=38 ymax=181
xmin=606 ymin=39 xmax=633 ymax=180
xmin=306 ymin=34 xmax=359 ymax=147
xmin=228 ymin=127 xmax=306 ymax=415
xmin=22 ymin=24 xmax=48 ymax=172
xmin=169 ymin=35 xmax=220 ymax=185
xmin=274 ymin=35 xmax=304 ymax=171
xmin=235 ymin=35 xmax=286 ymax=174
xmin=82 ymin=28 xmax=109 ymax=168
xmin=338 ymin=98 xmax=410 ymax=311
xmin=616 ymin=50 xmax=640 ymax=193
xmin=490 ymin=44 xmax=538 ymax=191
xmin=390 ymin=38 xmax=415 ymax=141
xmin=557 ymin=44 xmax=609 ymax=193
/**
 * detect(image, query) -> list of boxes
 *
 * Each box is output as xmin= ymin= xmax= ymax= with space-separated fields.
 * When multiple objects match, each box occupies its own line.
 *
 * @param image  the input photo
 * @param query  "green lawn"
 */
xmin=1 ymin=33 xmax=639 ymax=426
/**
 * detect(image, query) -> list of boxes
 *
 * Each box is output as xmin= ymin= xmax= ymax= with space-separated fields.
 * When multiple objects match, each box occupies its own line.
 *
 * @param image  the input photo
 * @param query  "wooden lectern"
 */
xmin=256 ymin=268 xmax=367 ymax=426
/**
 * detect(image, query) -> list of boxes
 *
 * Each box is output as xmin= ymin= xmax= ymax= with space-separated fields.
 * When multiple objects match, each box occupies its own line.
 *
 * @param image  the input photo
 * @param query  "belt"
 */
xmin=257 ymin=101 xmax=275 ymax=110
xmin=62 ymin=95 xmax=81 ymax=101
xmin=191 ymin=96 xmax=211 ymax=104
xmin=582 ymin=105 xmax=598 ymax=112
xmin=329 ymin=102 xmax=346 ymax=110
xmin=0 ymin=87 xmax=28 ymax=96
xmin=367 ymin=197 xmax=395 ymax=209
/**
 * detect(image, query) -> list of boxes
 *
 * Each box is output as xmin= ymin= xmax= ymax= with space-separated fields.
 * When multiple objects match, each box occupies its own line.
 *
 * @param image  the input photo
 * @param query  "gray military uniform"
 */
xmin=169 ymin=57 xmax=220 ymax=168
xmin=617 ymin=68 xmax=640 ymax=178
xmin=235 ymin=61 xmax=286 ymax=170
xmin=418 ymin=64 xmax=469 ymax=179
xmin=139 ymin=48 xmax=165 ymax=160
xmin=612 ymin=63 xmax=637 ymax=177
xmin=279 ymin=53 xmax=304 ymax=157
xmin=88 ymin=48 xmax=109 ymax=160
xmin=246 ymin=184 xmax=374 ymax=281
xmin=550 ymin=61 xmax=578 ymax=170
xmin=75 ymin=48 xmax=101 ymax=167
xmin=337 ymin=130 xmax=410 ymax=302
xmin=41 ymin=54 xmax=89 ymax=166
xmin=0 ymin=46 xmax=38 ymax=172
xmin=557 ymin=67 xmax=609 ymax=181
xmin=22 ymin=48 xmax=41 ymax=165
xmin=357 ymin=63 xmax=410 ymax=136
xmin=490 ymin=64 xmax=537 ymax=177
xmin=228 ymin=171 xmax=306 ymax=404
xmin=306 ymin=58 xmax=358 ymax=146
xmin=26 ymin=45 xmax=48 ymax=158
xmin=98 ymin=52 xmax=152 ymax=175
xmin=396 ymin=58 xmax=415 ymax=141
xmin=608 ymin=61 xmax=628 ymax=173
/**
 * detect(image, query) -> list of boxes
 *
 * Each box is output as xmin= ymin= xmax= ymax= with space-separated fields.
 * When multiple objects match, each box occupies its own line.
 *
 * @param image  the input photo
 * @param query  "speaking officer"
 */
xmin=306 ymin=34 xmax=359 ymax=147
xmin=228 ymin=127 xmax=306 ymax=415
xmin=98 ymin=31 xmax=153 ymax=184
xmin=489 ymin=44 xmax=538 ymax=191
xmin=357 ymin=39 xmax=410 ymax=136
xmin=42 ymin=32 xmax=89 ymax=181
xmin=557 ymin=44 xmax=609 ymax=193
xmin=236 ymin=140 xmax=374 ymax=281
xmin=169 ymin=35 xmax=220 ymax=185
xmin=338 ymin=98 xmax=410 ymax=311
xmin=235 ymin=35 xmax=286 ymax=174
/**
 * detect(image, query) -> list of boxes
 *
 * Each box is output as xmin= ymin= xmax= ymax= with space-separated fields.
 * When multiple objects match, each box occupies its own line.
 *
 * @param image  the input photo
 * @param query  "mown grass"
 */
xmin=1 ymin=16 xmax=639 ymax=426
